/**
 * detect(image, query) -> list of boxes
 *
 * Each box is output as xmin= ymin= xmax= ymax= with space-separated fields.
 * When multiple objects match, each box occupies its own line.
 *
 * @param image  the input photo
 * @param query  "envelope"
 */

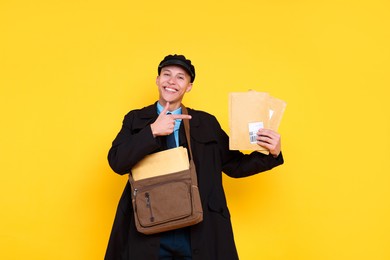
xmin=268 ymin=95 xmax=287 ymax=131
xmin=229 ymin=90 xmax=286 ymax=153
xmin=131 ymin=146 xmax=190 ymax=181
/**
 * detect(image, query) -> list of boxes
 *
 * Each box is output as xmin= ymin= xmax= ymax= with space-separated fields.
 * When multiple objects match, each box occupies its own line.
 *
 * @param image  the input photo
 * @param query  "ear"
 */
xmin=186 ymin=83 xmax=193 ymax=93
xmin=156 ymin=76 xmax=159 ymax=86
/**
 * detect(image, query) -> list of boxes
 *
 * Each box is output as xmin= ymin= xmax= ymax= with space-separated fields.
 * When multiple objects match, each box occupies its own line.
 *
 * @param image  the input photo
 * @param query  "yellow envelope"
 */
xmin=229 ymin=90 xmax=286 ymax=153
xmin=268 ymin=95 xmax=287 ymax=131
xmin=131 ymin=146 xmax=190 ymax=181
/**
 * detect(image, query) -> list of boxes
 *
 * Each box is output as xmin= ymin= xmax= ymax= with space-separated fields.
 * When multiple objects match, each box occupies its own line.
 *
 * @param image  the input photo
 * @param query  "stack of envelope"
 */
xmin=229 ymin=90 xmax=287 ymax=154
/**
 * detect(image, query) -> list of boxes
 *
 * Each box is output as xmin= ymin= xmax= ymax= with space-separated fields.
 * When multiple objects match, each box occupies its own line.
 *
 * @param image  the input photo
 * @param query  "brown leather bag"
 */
xmin=128 ymin=105 xmax=203 ymax=235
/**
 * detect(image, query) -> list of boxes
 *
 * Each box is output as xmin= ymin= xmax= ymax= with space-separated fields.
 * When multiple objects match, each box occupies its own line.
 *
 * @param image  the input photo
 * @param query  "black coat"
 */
xmin=105 ymin=103 xmax=284 ymax=260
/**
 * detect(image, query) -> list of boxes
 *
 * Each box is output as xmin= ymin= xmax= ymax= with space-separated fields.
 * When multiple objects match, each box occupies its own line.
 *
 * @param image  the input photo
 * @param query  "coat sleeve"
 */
xmin=107 ymin=111 xmax=161 ymax=175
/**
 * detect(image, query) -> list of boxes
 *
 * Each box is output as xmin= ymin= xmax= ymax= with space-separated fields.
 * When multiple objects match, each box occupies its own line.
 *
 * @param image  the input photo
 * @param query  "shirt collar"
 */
xmin=157 ymin=102 xmax=182 ymax=116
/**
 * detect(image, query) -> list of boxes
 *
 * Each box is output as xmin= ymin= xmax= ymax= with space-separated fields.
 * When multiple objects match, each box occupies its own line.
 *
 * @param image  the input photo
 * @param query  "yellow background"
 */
xmin=1 ymin=0 xmax=389 ymax=259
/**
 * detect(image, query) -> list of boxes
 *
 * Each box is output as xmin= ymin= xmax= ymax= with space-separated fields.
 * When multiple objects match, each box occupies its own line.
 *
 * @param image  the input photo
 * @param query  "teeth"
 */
xmin=165 ymin=87 xmax=177 ymax=93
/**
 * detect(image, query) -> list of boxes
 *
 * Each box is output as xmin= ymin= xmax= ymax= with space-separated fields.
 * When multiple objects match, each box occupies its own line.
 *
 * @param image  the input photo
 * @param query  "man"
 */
xmin=105 ymin=54 xmax=284 ymax=260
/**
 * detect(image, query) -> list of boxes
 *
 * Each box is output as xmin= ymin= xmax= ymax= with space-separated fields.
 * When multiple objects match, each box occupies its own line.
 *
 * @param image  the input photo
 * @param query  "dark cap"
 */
xmin=158 ymin=54 xmax=196 ymax=82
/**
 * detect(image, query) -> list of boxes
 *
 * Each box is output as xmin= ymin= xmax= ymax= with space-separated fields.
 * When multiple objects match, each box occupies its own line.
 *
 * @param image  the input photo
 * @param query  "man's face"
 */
xmin=156 ymin=65 xmax=193 ymax=108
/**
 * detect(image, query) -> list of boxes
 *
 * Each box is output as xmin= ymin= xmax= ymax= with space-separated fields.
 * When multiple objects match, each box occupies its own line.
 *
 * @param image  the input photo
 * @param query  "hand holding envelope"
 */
xmin=229 ymin=90 xmax=286 ymax=154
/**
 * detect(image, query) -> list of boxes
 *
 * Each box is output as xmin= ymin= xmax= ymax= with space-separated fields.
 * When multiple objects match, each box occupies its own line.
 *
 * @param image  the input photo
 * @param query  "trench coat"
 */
xmin=105 ymin=102 xmax=284 ymax=260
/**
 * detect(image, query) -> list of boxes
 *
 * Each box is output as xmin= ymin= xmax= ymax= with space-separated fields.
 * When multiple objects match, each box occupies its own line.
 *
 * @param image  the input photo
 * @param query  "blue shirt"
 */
xmin=157 ymin=102 xmax=182 ymax=147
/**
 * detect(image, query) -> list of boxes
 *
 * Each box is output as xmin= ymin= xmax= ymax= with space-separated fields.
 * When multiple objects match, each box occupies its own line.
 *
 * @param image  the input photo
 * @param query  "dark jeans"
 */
xmin=159 ymin=228 xmax=192 ymax=260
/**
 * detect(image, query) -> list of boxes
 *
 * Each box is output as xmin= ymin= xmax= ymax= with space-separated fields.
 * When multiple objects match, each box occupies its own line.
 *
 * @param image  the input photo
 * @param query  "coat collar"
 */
xmin=138 ymin=102 xmax=158 ymax=119
xmin=130 ymin=103 xmax=158 ymax=130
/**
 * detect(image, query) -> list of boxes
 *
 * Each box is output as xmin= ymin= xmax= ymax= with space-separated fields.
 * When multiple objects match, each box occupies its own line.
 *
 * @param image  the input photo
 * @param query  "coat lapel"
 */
xmin=131 ymin=103 xmax=158 ymax=130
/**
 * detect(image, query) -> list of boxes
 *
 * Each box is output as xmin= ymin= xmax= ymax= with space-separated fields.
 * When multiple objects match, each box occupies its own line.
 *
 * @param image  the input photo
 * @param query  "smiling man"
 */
xmin=105 ymin=54 xmax=284 ymax=260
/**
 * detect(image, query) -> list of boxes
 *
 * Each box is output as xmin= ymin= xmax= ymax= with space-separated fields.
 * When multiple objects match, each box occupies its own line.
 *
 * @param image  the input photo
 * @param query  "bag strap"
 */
xmin=181 ymin=105 xmax=198 ymax=186
xmin=181 ymin=105 xmax=192 ymax=160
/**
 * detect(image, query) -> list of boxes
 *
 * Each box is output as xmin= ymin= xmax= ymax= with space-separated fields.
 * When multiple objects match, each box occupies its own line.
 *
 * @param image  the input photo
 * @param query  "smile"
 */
xmin=164 ymin=87 xmax=178 ymax=93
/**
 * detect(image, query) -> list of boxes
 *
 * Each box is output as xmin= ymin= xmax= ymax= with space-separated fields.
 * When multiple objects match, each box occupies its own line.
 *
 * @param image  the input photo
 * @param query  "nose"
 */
xmin=168 ymin=76 xmax=176 ymax=84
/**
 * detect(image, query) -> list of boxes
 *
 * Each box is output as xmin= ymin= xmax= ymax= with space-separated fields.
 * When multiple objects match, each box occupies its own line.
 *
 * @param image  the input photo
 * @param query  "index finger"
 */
xmin=161 ymin=102 xmax=170 ymax=115
xmin=173 ymin=114 xmax=192 ymax=120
